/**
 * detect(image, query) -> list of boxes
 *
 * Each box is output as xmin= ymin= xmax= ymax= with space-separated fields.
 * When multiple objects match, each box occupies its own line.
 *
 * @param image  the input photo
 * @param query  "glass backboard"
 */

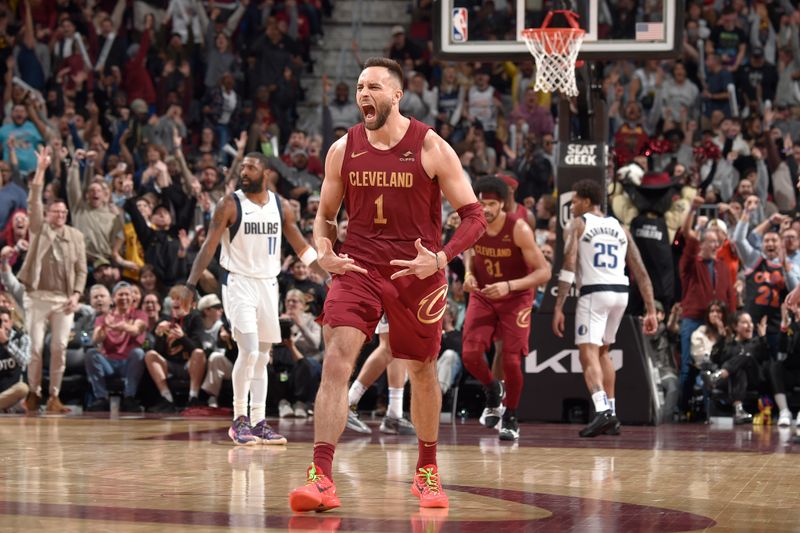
xmin=434 ymin=0 xmax=682 ymax=61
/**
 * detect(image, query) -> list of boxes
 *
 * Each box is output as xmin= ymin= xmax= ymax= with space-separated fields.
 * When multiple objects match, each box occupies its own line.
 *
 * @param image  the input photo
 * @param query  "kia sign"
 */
xmin=520 ymin=314 xmax=655 ymax=424
xmin=526 ymin=349 xmax=623 ymax=373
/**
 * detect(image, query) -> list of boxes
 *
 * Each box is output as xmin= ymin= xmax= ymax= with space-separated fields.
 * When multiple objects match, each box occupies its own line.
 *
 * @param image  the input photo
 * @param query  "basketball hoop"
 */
xmin=521 ymin=10 xmax=585 ymax=97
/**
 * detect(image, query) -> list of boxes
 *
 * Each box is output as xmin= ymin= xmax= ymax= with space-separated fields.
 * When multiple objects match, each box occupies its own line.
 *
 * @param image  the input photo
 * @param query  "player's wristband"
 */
xmin=435 ymin=251 xmax=441 ymax=270
xmin=299 ymin=246 xmax=318 ymax=266
xmin=558 ymin=270 xmax=575 ymax=285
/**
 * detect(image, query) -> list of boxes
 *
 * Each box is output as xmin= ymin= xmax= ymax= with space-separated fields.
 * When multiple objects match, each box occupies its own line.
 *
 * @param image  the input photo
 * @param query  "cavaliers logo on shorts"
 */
xmin=516 ymin=308 xmax=532 ymax=328
xmin=417 ymin=284 xmax=449 ymax=324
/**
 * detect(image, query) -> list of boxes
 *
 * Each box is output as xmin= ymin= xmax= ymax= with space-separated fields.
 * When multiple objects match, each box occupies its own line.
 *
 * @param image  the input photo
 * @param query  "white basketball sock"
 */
xmin=160 ymin=389 xmax=174 ymax=403
xmin=388 ymin=387 xmax=404 ymax=419
xmin=348 ymin=380 xmax=368 ymax=407
xmin=609 ymin=398 xmax=616 ymax=415
xmin=591 ymin=390 xmax=610 ymax=413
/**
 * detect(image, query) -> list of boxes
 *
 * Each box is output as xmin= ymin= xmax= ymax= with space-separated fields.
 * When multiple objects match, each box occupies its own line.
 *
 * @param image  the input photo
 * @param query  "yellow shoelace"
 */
xmin=417 ymin=467 xmax=440 ymax=494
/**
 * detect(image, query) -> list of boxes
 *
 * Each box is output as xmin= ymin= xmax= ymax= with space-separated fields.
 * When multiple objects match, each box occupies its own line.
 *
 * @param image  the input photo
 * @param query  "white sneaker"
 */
xmin=278 ymin=399 xmax=293 ymax=418
xmin=479 ymin=404 xmax=506 ymax=429
xmin=778 ymin=409 xmax=792 ymax=427
xmin=796 ymin=411 xmax=800 ymax=426
xmin=346 ymin=405 xmax=372 ymax=434
xmin=293 ymin=401 xmax=308 ymax=418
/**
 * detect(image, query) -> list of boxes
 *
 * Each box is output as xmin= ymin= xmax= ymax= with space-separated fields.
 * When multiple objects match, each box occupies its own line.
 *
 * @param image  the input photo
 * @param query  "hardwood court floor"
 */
xmin=1 ymin=413 xmax=799 ymax=532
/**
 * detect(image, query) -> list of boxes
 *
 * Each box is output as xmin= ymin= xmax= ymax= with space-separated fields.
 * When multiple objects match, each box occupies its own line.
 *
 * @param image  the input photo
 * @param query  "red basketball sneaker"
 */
xmin=289 ymin=464 xmax=340 ymax=513
xmin=410 ymin=465 xmax=449 ymax=508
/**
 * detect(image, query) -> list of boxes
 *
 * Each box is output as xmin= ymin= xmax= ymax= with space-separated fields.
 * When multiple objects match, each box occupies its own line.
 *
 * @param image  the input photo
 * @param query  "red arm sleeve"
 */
xmin=442 ymin=201 xmax=487 ymax=263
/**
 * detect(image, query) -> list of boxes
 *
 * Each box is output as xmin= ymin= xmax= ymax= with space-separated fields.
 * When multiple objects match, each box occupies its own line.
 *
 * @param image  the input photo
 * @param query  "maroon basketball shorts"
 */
xmin=320 ymin=265 xmax=448 ymax=362
xmin=462 ymin=291 xmax=533 ymax=356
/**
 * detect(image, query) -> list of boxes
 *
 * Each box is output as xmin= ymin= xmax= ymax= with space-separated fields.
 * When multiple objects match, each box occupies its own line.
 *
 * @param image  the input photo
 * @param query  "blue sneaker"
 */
xmin=228 ymin=415 xmax=259 ymax=446
xmin=251 ymin=419 xmax=287 ymax=445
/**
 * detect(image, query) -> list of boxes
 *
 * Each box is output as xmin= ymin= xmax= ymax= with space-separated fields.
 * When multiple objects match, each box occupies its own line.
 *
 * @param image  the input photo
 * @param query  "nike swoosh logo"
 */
xmin=351 ymin=150 xmax=369 ymax=158
xmin=423 ymin=443 xmax=437 ymax=447
xmin=244 ymin=211 xmax=255 ymax=215
xmin=317 ymin=485 xmax=333 ymax=493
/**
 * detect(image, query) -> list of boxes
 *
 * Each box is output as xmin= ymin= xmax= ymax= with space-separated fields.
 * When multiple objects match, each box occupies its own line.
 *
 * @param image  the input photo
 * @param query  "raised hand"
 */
xmin=389 ymin=239 xmax=440 ymax=280
xmin=32 ymin=145 xmax=51 ymax=185
xmin=178 ymin=228 xmax=191 ymax=251
xmin=316 ymin=237 xmax=367 ymax=275
xmin=235 ymin=131 xmax=248 ymax=155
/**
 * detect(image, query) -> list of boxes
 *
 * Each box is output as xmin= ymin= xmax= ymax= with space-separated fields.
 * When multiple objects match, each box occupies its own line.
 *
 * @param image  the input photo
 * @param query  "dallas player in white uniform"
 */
xmin=187 ymin=152 xmax=321 ymax=445
xmin=552 ymin=179 xmax=657 ymax=437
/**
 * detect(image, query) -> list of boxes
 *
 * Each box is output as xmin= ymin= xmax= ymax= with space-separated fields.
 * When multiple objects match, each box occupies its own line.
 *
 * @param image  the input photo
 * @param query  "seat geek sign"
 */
xmin=561 ymin=143 xmax=602 ymax=166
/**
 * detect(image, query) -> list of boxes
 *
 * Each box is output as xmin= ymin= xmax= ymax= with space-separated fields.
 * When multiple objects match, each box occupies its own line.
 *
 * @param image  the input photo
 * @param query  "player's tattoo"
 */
xmin=555 ymin=218 xmax=583 ymax=311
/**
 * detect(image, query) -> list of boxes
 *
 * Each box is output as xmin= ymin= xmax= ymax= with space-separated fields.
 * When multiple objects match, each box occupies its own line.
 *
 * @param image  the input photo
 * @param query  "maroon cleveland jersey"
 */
xmin=473 ymin=212 xmax=532 ymax=298
xmin=340 ymin=118 xmax=442 ymax=265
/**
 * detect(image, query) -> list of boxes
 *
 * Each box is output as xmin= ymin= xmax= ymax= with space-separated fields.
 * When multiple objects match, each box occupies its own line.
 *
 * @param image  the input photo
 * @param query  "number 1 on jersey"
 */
xmin=374 ymin=194 xmax=388 ymax=225
xmin=268 ymin=236 xmax=277 ymax=255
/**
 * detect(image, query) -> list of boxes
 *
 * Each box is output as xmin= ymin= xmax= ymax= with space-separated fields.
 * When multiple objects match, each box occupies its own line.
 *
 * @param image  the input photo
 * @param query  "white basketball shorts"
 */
xmin=574 ymin=291 xmax=628 ymax=347
xmin=221 ymin=273 xmax=281 ymax=344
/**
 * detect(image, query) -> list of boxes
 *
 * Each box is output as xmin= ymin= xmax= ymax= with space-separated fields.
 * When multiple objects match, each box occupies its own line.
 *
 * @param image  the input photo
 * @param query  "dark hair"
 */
xmin=473 ymin=176 xmax=509 ymax=201
xmin=572 ymin=179 xmax=604 ymax=206
xmin=363 ymin=57 xmax=404 ymax=87
xmin=244 ymin=152 xmax=270 ymax=170
xmin=704 ymin=300 xmax=728 ymax=333
xmin=731 ymin=310 xmax=753 ymax=331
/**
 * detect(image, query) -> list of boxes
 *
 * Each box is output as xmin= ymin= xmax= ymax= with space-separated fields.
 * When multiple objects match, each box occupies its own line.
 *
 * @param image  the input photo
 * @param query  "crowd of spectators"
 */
xmin=2 ymin=0 xmax=800 ymax=426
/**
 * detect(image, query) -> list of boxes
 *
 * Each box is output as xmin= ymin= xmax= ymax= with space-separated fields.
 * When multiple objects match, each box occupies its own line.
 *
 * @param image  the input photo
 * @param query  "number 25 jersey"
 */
xmin=577 ymin=213 xmax=628 ymax=289
xmin=340 ymin=118 xmax=442 ymax=266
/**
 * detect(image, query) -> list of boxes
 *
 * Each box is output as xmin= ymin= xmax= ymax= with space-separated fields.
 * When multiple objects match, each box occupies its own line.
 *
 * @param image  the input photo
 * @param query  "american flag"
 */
xmin=635 ymin=22 xmax=664 ymax=41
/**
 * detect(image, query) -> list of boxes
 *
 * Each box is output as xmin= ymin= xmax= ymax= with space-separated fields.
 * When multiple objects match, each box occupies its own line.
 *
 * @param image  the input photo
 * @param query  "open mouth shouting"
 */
xmin=361 ymin=103 xmax=376 ymax=121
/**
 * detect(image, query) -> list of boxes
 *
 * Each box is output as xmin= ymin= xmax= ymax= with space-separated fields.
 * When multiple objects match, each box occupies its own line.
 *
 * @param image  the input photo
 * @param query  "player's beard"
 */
xmin=364 ymin=99 xmax=392 ymax=130
xmin=241 ymin=175 xmax=264 ymax=193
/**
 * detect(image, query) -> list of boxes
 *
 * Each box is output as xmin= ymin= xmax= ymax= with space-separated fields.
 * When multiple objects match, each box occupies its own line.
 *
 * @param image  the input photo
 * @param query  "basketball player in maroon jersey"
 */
xmin=462 ymin=177 xmax=551 ymax=440
xmin=289 ymin=57 xmax=487 ymax=512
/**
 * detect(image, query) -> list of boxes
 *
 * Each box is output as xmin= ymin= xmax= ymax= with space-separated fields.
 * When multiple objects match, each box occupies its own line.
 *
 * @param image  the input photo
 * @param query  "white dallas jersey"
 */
xmin=220 ymin=190 xmax=283 ymax=278
xmin=577 ymin=213 xmax=629 ymax=289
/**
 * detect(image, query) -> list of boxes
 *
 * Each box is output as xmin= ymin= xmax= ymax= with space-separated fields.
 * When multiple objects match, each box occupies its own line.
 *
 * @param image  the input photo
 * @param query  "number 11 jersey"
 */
xmin=577 ymin=213 xmax=629 ymax=291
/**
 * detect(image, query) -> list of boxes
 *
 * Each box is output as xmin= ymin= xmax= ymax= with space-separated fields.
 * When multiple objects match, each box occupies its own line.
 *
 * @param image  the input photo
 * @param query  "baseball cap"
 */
xmin=708 ymin=218 xmax=728 ymax=235
xmin=752 ymin=47 xmax=765 ymax=58
xmin=391 ymin=25 xmax=405 ymax=35
xmin=198 ymin=293 xmax=222 ymax=311
xmin=654 ymin=300 xmax=664 ymax=313
xmin=308 ymin=194 xmax=321 ymax=202
xmin=93 ymin=257 xmax=111 ymax=269
xmin=112 ymin=281 xmax=131 ymax=296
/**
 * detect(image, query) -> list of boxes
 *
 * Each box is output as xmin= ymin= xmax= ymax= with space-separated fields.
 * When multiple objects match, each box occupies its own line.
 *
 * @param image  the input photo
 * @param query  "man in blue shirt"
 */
xmin=0 ymin=104 xmax=46 ymax=176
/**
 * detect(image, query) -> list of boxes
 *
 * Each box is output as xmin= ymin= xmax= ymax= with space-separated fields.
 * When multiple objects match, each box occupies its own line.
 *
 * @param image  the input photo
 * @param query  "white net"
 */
xmin=522 ymin=28 xmax=585 ymax=97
